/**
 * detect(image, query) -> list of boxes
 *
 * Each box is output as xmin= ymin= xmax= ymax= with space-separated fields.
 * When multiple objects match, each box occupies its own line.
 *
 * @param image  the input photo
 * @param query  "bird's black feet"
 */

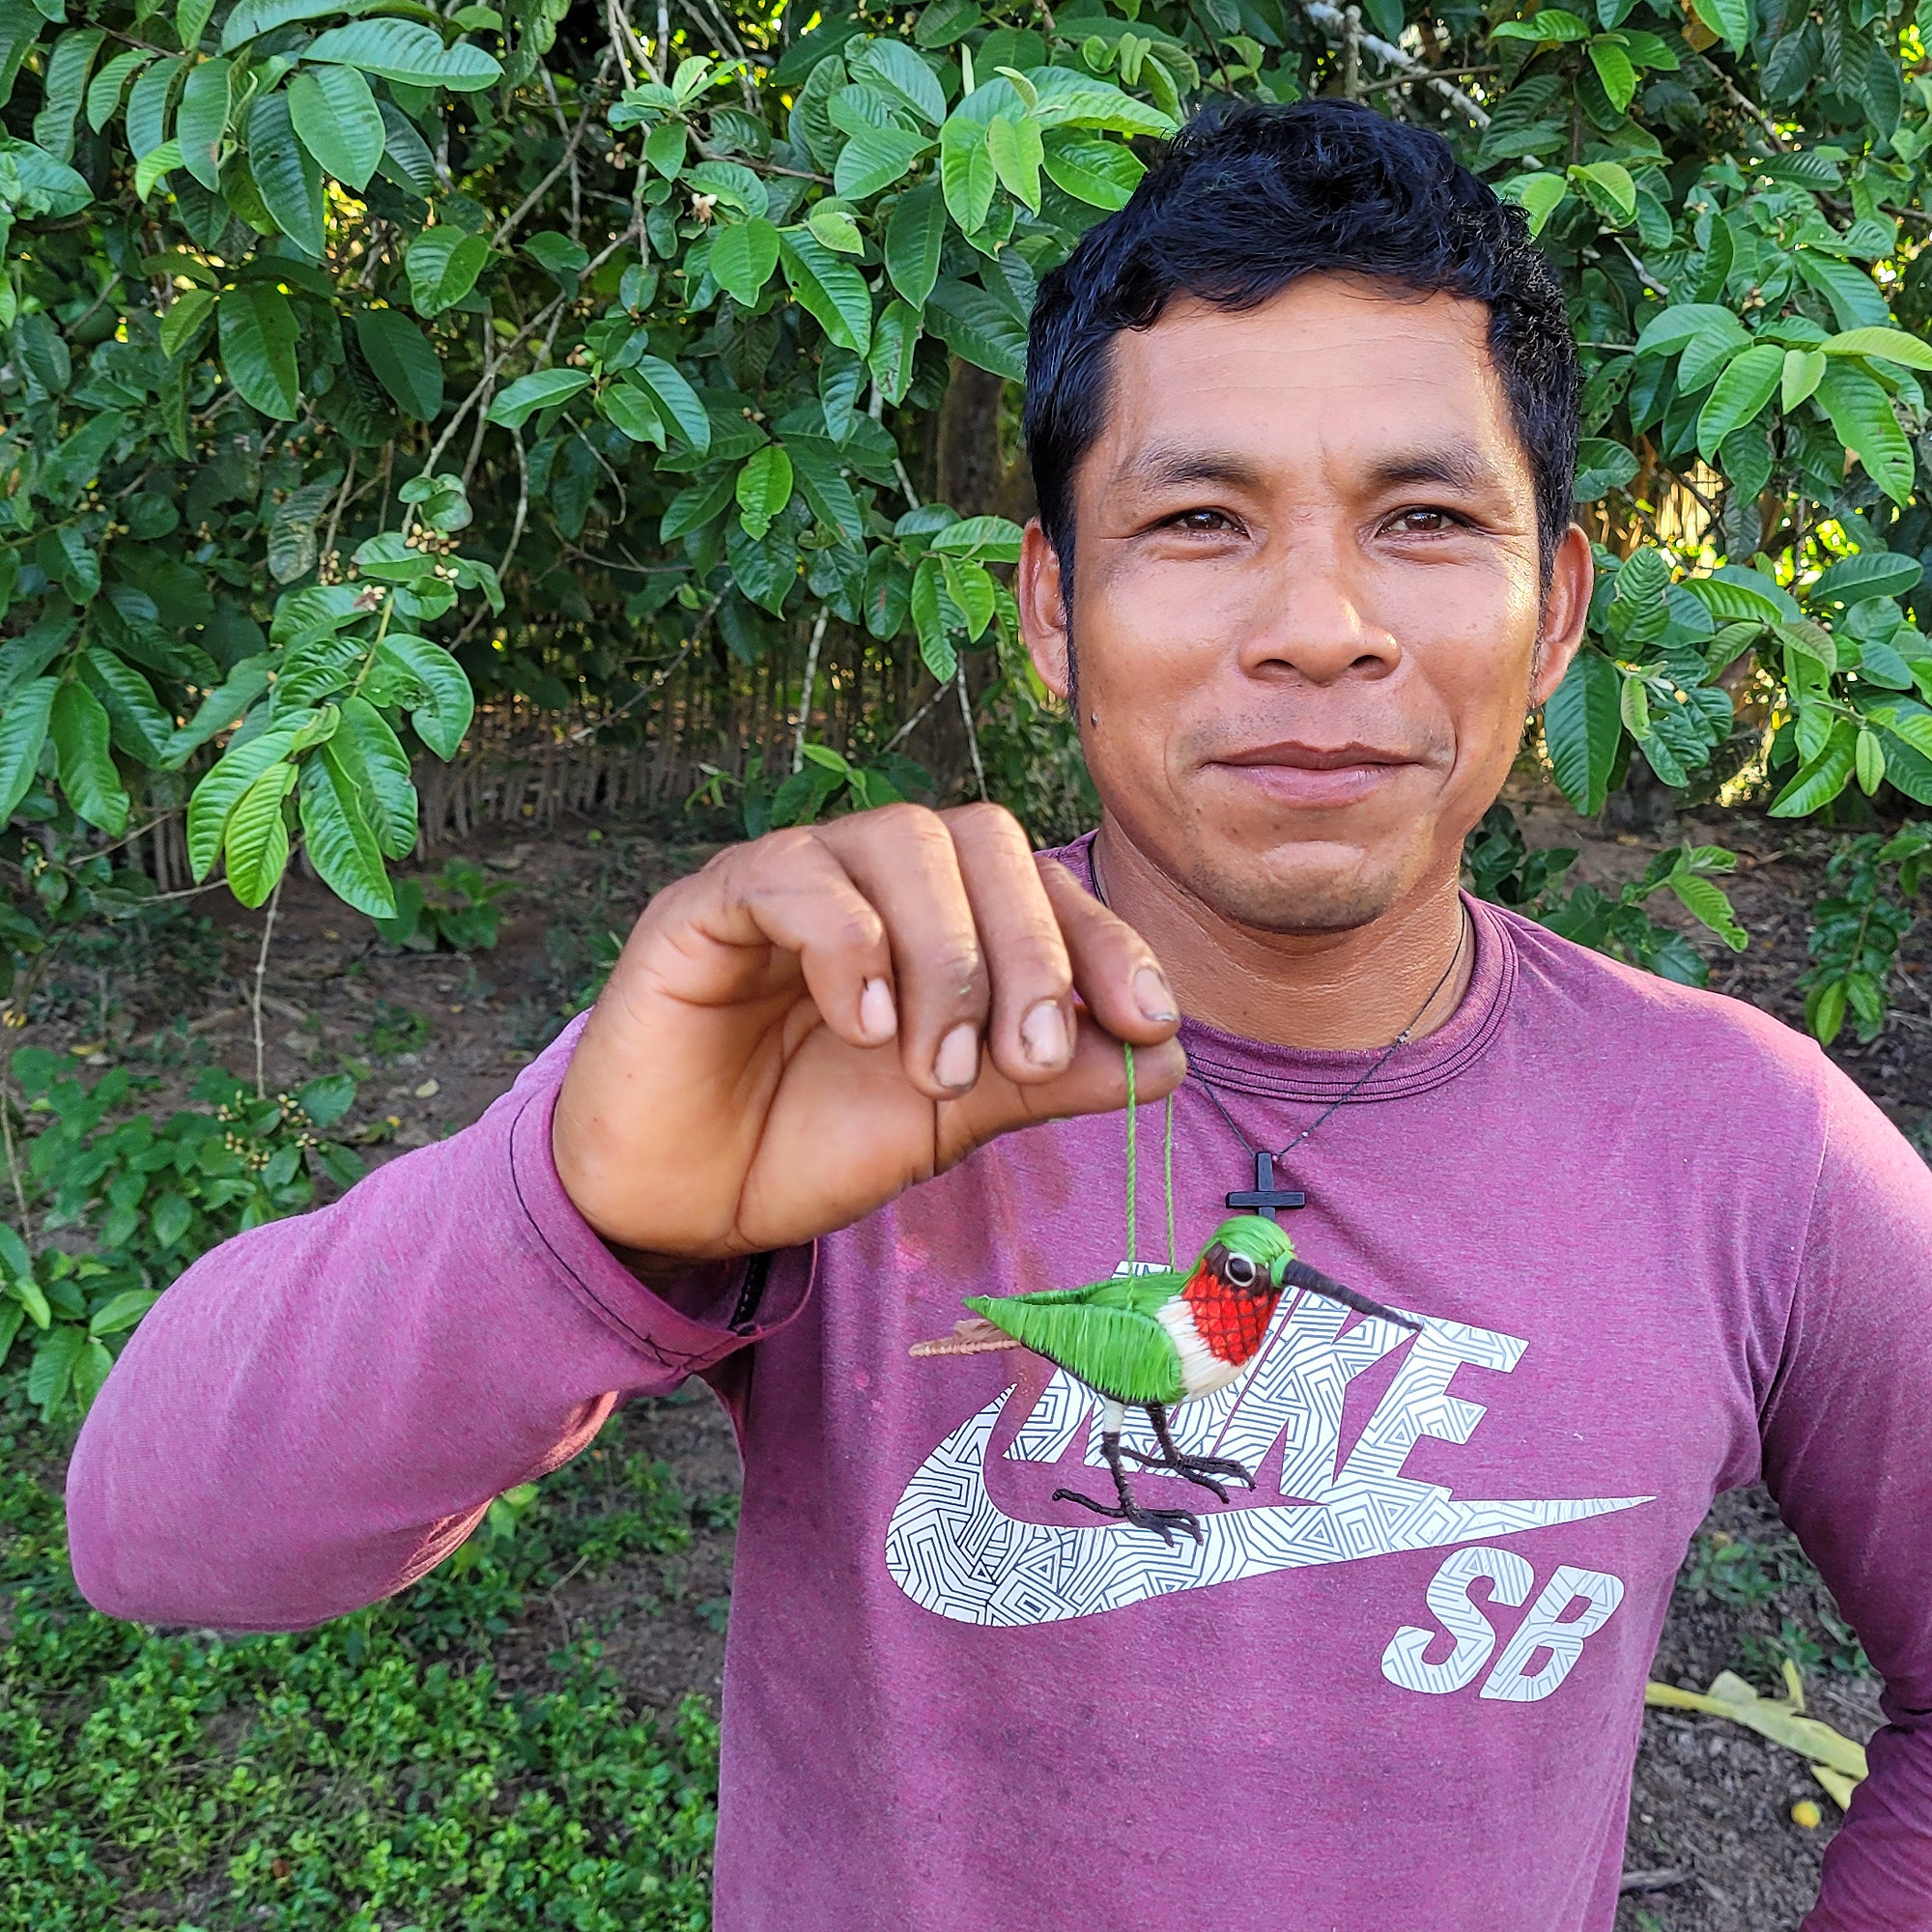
xmin=1119 ymin=1444 xmax=1257 ymax=1501
xmin=1053 ymin=1484 xmax=1205 ymax=1547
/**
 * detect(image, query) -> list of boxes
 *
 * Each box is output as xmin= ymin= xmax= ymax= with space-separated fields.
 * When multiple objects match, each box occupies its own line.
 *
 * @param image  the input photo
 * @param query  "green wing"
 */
xmin=963 ymin=1290 xmax=1185 ymax=1406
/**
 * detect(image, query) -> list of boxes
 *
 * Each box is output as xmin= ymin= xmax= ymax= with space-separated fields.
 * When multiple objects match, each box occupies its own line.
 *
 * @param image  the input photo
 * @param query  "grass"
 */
xmin=0 ymin=1402 xmax=721 ymax=1931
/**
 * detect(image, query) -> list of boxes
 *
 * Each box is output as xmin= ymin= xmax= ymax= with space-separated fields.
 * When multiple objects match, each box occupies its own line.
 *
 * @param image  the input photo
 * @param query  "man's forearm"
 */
xmin=65 ymin=1023 xmax=800 ymax=1633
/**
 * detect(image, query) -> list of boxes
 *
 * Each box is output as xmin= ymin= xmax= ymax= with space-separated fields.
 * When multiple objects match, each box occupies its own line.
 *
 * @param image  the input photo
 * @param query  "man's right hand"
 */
xmin=551 ymin=803 xmax=1186 ymax=1269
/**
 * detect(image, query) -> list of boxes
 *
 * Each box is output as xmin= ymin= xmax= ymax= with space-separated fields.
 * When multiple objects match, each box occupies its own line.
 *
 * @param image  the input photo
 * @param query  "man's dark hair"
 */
xmin=1024 ymin=99 xmax=1579 ymax=592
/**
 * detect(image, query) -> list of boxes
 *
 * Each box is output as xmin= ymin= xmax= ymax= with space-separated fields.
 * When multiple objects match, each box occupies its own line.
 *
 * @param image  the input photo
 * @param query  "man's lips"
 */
xmin=1207 ymin=742 xmax=1418 ymax=809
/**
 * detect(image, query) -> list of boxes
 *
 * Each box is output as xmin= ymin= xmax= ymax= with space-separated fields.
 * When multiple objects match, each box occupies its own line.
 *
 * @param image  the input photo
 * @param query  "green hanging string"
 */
xmin=1121 ymin=1043 xmax=1177 ymax=1271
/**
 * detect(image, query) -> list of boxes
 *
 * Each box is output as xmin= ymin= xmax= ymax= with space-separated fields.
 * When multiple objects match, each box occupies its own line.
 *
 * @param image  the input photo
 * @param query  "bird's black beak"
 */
xmin=1282 ymin=1261 xmax=1422 ymax=1333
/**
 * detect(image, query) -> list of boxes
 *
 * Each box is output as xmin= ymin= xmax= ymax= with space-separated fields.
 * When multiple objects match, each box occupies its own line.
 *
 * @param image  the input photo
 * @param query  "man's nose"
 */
xmin=1241 ymin=531 xmax=1401 ymax=686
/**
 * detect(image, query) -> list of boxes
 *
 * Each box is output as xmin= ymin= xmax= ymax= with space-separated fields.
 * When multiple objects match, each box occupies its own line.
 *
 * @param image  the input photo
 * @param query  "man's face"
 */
xmin=1018 ymin=275 xmax=1593 ymax=935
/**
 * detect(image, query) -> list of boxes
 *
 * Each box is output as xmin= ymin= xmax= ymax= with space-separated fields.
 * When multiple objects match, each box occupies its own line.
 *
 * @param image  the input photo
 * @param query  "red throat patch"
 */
xmin=1180 ymin=1265 xmax=1282 ymax=1365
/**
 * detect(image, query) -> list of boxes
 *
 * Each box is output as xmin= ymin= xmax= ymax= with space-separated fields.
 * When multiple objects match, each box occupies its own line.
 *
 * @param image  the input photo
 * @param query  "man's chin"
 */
xmin=1173 ymin=842 xmax=1419 ymax=937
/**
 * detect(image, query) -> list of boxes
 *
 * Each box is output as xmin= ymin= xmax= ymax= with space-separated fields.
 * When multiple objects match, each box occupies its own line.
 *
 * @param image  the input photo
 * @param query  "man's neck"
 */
xmin=1091 ymin=820 xmax=1474 ymax=1051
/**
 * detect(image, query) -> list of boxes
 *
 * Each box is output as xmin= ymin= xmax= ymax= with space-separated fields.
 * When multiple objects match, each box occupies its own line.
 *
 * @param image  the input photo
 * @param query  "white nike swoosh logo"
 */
xmin=885 ymin=1387 xmax=1655 ymax=1627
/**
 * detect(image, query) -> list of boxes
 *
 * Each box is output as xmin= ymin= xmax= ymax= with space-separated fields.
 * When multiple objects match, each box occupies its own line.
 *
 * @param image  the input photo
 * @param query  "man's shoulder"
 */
xmin=1489 ymin=899 xmax=1840 ymax=1119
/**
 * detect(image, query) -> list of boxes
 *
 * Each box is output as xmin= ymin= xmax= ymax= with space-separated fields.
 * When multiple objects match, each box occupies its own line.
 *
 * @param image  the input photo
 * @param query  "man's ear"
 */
xmin=1528 ymin=523 xmax=1595 ymax=708
xmin=1018 ymin=519 xmax=1070 ymax=699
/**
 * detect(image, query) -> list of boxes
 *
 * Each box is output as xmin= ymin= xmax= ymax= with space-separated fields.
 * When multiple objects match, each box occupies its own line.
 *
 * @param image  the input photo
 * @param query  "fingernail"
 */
xmin=1133 ymin=966 xmax=1179 ymax=1023
xmin=859 ymin=978 xmax=895 ymax=1041
xmin=934 ymin=1023 xmax=980 ymax=1091
xmin=1021 ymin=999 xmax=1069 ymax=1068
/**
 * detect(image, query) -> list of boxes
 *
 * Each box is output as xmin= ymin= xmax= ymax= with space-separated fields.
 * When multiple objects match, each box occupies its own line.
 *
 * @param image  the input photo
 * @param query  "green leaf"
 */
xmin=807 ymin=199 xmax=864 ymax=255
xmin=602 ymin=383 xmax=664 ymax=446
xmin=1776 ymin=618 xmax=1836 ymax=674
xmin=709 ymin=215 xmax=781 ymax=306
xmin=1499 ymin=170 xmax=1569 ymax=237
xmin=29 ymin=1325 xmax=84 ymax=1420
xmin=1816 ymin=361 xmax=1915 ymax=506
xmin=83 ymin=643 xmax=173 ymax=760
xmin=632 ymin=356 xmax=710 ymax=452
xmin=984 ymin=112 xmax=1042 ymax=211
xmin=355 ymin=307 xmax=443 ymax=420
xmin=377 ymin=633 xmax=472 ymax=758
xmin=1667 ymin=870 xmax=1747 ymax=949
xmin=1793 ymin=251 xmax=1889 ymax=331
xmin=1572 ymin=436 xmax=1638 ymax=500
xmin=32 ymin=29 xmax=102 ymax=162
xmin=1689 ymin=0 xmax=1747 ymax=49
xmin=736 ymin=443 xmax=794 ymax=538
xmin=1811 ymin=550 xmax=1923 ymax=605
xmin=1782 ymin=347 xmax=1825 ymax=411
xmin=833 ymin=124 xmax=931 ymax=200
xmin=848 ymin=36 xmax=946 ymax=124
xmin=1820 ymin=326 xmax=1932 ymax=371
xmin=135 ymin=138 xmax=183 ymax=199
xmin=1039 ymin=127 xmax=1143 ymax=209
xmin=1634 ymin=302 xmax=1747 ymax=359
xmin=224 ymin=758 xmax=298 ymax=905
xmin=169 ymin=655 xmax=270 ymax=758
xmin=266 ymin=472 xmax=337 ymax=583
xmin=377 ymin=97 xmax=435 ymax=196
xmin=159 ymin=284 xmax=215 ymax=359
xmin=1544 ymin=647 xmax=1622 ymax=814
xmin=486 ymin=366 xmax=590 ymax=428
xmin=289 ymin=62 xmax=384 ymax=189
xmin=1695 ymin=342 xmax=1782 ymax=462
xmin=868 ymin=296 xmax=921 ymax=404
xmin=301 ymin=744 xmax=396 ymax=916
xmin=643 ymin=118 xmax=685 ymax=180
xmin=1619 ymin=671 xmax=1651 ymax=737
xmin=1856 ymin=725 xmax=1887 ymax=796
xmin=178 ymin=0 xmax=217 ymax=50
xmin=50 ymin=679 xmax=128 ymax=833
xmin=929 ymin=514 xmax=1023 ymax=560
xmin=885 ymin=182 xmax=946 ymax=309
xmin=1492 ymin=7 xmax=1590 ymax=36
xmin=660 ymin=470 xmax=735 ymax=543
xmin=939 ymin=113 xmax=995 ymax=234
xmin=784 ymin=436 xmax=865 ymax=544
xmin=910 ymin=554 xmax=956 ymax=680
xmin=246 ymin=91 xmax=325 ymax=255
xmin=302 ymin=19 xmax=501 ymax=90
xmin=1769 ymin=721 xmax=1857 ymax=815
xmin=86 ymin=47 xmax=150 ymax=132
xmin=90 ymin=1289 xmax=161 ymax=1336
xmin=778 ymin=229 xmax=872 ymax=355
xmin=1587 ymin=38 xmax=1636 ymax=112
xmin=1023 ymin=65 xmax=1177 ymax=136
xmin=175 ymin=53 xmax=230 ymax=188
xmin=221 ymin=0 xmax=343 ymax=50
xmin=406 ymin=226 xmax=490 ymax=316
xmin=187 ymin=724 xmax=301 ymax=877
xmin=0 ymin=675 xmax=57 ymax=821
xmin=925 ymin=276 xmax=1025 ymax=382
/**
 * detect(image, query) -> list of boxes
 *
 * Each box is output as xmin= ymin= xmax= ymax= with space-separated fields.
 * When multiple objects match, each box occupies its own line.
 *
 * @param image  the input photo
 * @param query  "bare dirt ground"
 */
xmin=37 ymin=796 xmax=1915 ymax=1931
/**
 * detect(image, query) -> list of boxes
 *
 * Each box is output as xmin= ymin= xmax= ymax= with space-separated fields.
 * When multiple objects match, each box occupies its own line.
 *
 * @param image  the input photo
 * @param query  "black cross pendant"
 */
xmin=1226 ymin=1149 xmax=1306 ymax=1223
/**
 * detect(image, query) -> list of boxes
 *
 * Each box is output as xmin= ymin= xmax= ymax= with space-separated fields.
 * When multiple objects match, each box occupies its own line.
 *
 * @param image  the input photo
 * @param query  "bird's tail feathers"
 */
xmin=909 ymin=1317 xmax=1025 ymax=1358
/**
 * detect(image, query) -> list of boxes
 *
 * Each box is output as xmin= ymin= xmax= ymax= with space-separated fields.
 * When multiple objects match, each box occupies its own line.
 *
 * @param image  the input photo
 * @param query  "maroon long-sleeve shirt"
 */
xmin=67 ymin=851 xmax=1932 ymax=1928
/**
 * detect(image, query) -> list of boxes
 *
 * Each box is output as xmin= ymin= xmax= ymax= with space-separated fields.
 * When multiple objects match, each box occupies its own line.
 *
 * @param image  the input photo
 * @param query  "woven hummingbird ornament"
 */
xmin=912 ymin=1045 xmax=1422 ymax=1546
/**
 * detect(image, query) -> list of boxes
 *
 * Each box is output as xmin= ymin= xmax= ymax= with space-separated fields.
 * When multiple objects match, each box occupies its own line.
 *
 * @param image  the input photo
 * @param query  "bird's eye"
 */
xmin=1225 ymin=1252 xmax=1257 ymax=1287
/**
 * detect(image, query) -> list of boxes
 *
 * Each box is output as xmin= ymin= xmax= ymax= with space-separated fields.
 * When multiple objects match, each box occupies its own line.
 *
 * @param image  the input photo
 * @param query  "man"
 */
xmin=68 ymin=101 xmax=1931 ymax=1930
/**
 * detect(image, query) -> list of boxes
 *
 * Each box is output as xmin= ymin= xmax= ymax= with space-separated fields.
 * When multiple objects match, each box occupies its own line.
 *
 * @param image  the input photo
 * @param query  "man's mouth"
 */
xmin=1208 ymin=742 xmax=1417 ymax=809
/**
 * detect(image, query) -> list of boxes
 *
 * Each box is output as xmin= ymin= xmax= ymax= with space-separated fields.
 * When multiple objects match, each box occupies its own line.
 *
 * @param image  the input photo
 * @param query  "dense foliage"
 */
xmin=1 ymin=1401 xmax=724 ymax=1929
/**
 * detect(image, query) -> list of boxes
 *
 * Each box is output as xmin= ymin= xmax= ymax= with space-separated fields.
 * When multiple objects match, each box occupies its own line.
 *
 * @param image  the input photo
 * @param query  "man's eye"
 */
xmin=1168 ymin=509 xmax=1234 ymax=533
xmin=1390 ymin=508 xmax=1457 ymax=535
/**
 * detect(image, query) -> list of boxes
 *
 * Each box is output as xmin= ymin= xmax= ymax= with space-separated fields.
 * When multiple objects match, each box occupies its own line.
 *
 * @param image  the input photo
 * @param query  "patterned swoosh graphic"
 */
xmin=885 ymin=1297 xmax=1655 ymax=1627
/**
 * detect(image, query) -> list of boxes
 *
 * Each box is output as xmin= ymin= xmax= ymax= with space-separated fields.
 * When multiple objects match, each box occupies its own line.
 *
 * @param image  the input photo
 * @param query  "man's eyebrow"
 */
xmin=1109 ymin=443 xmax=1266 ymax=494
xmin=1363 ymin=441 xmax=1504 ymax=497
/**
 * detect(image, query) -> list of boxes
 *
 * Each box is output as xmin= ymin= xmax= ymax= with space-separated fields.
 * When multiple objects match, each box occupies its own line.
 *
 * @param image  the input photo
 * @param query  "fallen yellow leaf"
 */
xmin=1645 ymin=1669 xmax=1868 ymax=1804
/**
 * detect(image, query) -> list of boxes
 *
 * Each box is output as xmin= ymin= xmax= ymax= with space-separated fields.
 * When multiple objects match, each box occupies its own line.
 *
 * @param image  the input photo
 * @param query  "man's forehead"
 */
xmin=1088 ymin=279 xmax=1524 ymax=496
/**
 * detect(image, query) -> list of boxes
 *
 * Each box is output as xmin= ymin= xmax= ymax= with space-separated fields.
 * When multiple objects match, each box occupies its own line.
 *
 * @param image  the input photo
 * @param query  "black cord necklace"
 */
xmin=1089 ymin=847 xmax=1470 ymax=1224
